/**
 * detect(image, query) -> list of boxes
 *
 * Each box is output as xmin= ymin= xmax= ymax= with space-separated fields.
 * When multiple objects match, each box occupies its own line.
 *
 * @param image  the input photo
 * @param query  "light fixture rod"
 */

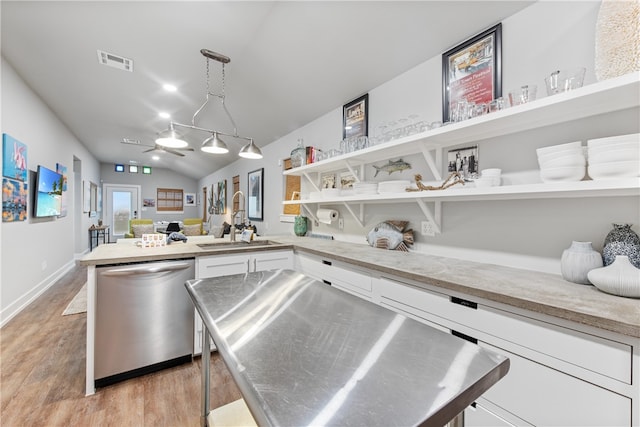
xmin=200 ymin=49 xmax=230 ymax=64
xmin=171 ymin=122 xmax=251 ymax=143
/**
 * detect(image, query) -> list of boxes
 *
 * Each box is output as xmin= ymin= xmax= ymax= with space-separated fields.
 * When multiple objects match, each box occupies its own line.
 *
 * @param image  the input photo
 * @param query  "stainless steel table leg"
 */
xmin=201 ymin=326 xmax=211 ymax=427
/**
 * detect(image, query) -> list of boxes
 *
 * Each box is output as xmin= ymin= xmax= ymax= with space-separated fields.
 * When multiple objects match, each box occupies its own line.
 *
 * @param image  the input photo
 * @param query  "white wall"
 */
xmin=200 ymin=1 xmax=639 ymax=274
xmin=1 ymin=57 xmax=101 ymax=325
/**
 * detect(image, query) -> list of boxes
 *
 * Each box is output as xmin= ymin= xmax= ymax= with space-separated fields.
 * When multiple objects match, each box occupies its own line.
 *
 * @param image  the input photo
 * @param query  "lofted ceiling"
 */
xmin=1 ymin=1 xmax=533 ymax=180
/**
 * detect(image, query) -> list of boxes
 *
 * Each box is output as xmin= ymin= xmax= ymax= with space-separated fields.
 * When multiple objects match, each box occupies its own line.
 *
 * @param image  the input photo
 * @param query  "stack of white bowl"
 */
xmin=474 ymin=168 xmax=502 ymax=188
xmin=353 ymin=182 xmax=378 ymax=195
xmin=536 ymin=141 xmax=586 ymax=182
xmin=587 ymin=133 xmax=640 ymax=180
xmin=378 ymin=180 xmax=411 ymax=194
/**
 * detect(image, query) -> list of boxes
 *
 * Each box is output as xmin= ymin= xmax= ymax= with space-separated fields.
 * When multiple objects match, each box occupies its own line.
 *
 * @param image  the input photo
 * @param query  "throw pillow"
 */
xmin=132 ymin=224 xmax=154 ymax=238
xmin=183 ymin=224 xmax=202 ymax=236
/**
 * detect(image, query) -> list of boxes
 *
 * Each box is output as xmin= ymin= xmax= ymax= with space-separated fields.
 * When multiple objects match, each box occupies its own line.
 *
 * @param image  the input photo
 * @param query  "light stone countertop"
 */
xmin=80 ymin=234 xmax=640 ymax=338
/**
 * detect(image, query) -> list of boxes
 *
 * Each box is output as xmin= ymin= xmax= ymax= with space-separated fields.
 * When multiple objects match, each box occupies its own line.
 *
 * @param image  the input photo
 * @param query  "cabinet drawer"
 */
xmin=197 ymin=254 xmax=249 ymax=278
xmin=253 ymin=250 xmax=293 ymax=272
xmin=480 ymin=342 xmax=631 ymax=427
xmin=325 ymin=262 xmax=372 ymax=293
xmin=473 ymin=305 xmax=632 ymax=385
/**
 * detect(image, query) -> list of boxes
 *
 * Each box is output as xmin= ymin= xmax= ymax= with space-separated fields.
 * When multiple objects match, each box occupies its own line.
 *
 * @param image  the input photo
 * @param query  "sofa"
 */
xmin=124 ymin=219 xmax=154 ymax=238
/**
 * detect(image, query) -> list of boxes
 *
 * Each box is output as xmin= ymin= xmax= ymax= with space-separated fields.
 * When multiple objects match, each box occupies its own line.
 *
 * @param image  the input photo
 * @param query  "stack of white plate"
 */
xmin=321 ymin=188 xmax=341 ymax=198
xmin=353 ymin=182 xmax=378 ymax=195
xmin=587 ymin=133 xmax=640 ymax=180
xmin=536 ymin=141 xmax=586 ymax=183
xmin=378 ymin=180 xmax=411 ymax=194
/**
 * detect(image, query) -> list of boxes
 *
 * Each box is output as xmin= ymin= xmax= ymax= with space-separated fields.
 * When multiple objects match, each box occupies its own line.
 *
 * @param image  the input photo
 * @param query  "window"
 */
xmin=157 ymin=188 xmax=183 ymax=212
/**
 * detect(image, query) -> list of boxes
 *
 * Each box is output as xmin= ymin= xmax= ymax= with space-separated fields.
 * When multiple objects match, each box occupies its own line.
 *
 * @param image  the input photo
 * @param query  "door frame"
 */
xmin=103 ymin=183 xmax=141 ymax=241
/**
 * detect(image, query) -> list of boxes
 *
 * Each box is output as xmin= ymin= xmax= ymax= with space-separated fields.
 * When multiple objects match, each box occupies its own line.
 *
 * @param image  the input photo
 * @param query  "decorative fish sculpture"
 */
xmin=373 ymin=158 xmax=411 ymax=177
xmin=366 ymin=220 xmax=414 ymax=252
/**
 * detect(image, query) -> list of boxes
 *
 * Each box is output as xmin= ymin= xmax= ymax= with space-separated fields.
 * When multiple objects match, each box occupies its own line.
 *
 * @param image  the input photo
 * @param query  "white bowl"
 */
xmin=480 ymin=168 xmax=502 ymax=177
xmin=538 ymin=153 xmax=586 ymax=169
xmin=587 ymin=140 xmax=640 ymax=156
xmin=540 ymin=166 xmax=586 ymax=182
xmin=536 ymin=141 xmax=582 ymax=157
xmin=537 ymin=148 xmax=584 ymax=166
xmin=587 ymin=148 xmax=640 ymax=164
xmin=587 ymin=133 xmax=640 ymax=148
xmin=588 ymin=161 xmax=640 ymax=179
xmin=474 ymin=177 xmax=500 ymax=188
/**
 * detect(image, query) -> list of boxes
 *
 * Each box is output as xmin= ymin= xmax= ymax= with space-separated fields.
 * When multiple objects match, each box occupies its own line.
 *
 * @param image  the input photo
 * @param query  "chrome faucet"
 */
xmin=230 ymin=190 xmax=245 ymax=242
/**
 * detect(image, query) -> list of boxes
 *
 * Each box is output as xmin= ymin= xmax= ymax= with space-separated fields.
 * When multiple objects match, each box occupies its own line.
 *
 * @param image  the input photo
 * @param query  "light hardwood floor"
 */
xmin=0 ymin=263 xmax=241 ymax=426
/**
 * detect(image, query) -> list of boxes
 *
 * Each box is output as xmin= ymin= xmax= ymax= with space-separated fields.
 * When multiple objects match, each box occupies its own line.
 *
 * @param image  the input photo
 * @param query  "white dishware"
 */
xmin=378 ymin=180 xmax=411 ymax=194
xmin=481 ymin=168 xmax=502 ymax=176
xmin=538 ymin=153 xmax=586 ymax=169
xmin=588 ymin=160 xmax=640 ymax=179
xmin=474 ymin=177 xmax=498 ymax=188
xmin=536 ymin=141 xmax=582 ymax=157
xmin=537 ymin=148 xmax=584 ymax=166
xmin=586 ymin=133 xmax=640 ymax=147
xmin=309 ymin=191 xmax=322 ymax=201
xmin=587 ymin=140 xmax=640 ymax=157
xmin=588 ymin=255 xmax=640 ymax=298
xmin=587 ymin=147 xmax=640 ymax=164
xmin=321 ymin=188 xmax=341 ymax=198
xmin=540 ymin=165 xmax=586 ymax=182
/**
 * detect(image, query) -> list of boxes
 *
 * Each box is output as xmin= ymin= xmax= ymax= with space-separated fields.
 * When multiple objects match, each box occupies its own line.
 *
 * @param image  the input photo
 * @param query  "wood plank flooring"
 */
xmin=0 ymin=263 xmax=241 ymax=426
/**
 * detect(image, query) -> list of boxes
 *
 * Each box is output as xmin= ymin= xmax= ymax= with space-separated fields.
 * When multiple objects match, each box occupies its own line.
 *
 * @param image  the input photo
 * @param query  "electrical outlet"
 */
xmin=338 ymin=218 xmax=344 ymax=230
xmin=421 ymin=221 xmax=435 ymax=237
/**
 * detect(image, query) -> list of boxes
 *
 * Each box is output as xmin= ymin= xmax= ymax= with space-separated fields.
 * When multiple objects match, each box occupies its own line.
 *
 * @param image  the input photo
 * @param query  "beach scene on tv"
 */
xmin=36 ymin=166 xmax=63 ymax=217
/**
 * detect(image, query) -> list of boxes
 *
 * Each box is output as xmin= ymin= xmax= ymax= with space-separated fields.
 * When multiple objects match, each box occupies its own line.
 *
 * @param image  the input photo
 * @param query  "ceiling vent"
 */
xmin=97 ymin=50 xmax=133 ymax=72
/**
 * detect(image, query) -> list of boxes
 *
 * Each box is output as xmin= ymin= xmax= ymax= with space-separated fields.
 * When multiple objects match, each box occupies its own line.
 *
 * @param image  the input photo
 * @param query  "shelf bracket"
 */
xmin=341 ymin=202 xmax=364 ymax=228
xmin=344 ymin=160 xmax=364 ymax=183
xmin=416 ymin=199 xmax=442 ymax=234
xmin=302 ymin=172 xmax=321 ymax=192
xmin=301 ymin=204 xmax=320 ymax=225
xmin=420 ymin=143 xmax=442 ymax=181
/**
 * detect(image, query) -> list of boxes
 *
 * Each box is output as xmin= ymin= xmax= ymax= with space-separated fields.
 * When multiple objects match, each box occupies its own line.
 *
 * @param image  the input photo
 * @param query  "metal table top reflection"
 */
xmin=185 ymin=269 xmax=509 ymax=427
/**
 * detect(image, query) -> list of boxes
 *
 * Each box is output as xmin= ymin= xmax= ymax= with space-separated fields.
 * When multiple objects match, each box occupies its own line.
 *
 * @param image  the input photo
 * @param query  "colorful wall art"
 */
xmin=3 ymin=133 xmax=28 ymax=182
xmin=2 ymin=178 xmax=28 ymax=222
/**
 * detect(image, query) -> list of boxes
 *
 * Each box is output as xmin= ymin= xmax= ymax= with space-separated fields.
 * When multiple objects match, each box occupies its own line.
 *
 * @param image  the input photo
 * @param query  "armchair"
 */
xmin=124 ymin=219 xmax=154 ymax=238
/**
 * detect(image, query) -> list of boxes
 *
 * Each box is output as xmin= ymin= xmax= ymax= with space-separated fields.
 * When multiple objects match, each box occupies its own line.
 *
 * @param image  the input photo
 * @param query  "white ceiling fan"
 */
xmin=121 ymin=138 xmax=194 ymax=157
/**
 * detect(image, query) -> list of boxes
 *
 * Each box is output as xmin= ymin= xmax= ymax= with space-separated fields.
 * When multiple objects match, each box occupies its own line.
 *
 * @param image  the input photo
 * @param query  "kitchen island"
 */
xmin=80 ymin=235 xmax=639 ymax=425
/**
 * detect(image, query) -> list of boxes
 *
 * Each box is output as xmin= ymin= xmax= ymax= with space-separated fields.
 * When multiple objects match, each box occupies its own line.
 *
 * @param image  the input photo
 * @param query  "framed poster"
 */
xmin=442 ymin=23 xmax=502 ymax=123
xmin=216 ymin=180 xmax=227 ymax=214
xmin=343 ymin=94 xmax=369 ymax=139
xmin=247 ymin=168 xmax=263 ymax=221
xmin=2 ymin=133 xmax=28 ymax=182
xmin=184 ymin=193 xmax=196 ymax=206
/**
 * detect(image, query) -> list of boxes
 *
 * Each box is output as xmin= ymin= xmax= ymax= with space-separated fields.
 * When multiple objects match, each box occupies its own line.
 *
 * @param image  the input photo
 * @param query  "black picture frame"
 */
xmin=342 ymin=94 xmax=369 ymax=139
xmin=442 ymin=23 xmax=502 ymax=123
xmin=247 ymin=168 xmax=263 ymax=221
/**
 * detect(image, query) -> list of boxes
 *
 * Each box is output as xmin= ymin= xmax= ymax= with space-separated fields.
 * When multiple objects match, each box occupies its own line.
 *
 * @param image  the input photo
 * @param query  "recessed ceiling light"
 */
xmin=159 ymin=112 xmax=171 ymax=119
xmin=152 ymin=155 xmax=160 ymax=161
xmin=129 ymin=160 xmax=139 ymax=164
xmin=163 ymin=84 xmax=177 ymax=92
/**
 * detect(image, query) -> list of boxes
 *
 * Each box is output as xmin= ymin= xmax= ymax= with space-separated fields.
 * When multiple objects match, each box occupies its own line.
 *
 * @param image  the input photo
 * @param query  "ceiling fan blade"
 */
xmin=121 ymin=138 xmax=154 ymax=147
xmin=177 ymin=147 xmax=195 ymax=152
xmin=164 ymin=148 xmax=185 ymax=157
xmin=142 ymin=147 xmax=157 ymax=153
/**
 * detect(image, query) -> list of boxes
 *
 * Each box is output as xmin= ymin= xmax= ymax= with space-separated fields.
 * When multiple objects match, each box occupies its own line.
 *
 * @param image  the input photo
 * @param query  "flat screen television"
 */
xmin=34 ymin=165 xmax=63 ymax=217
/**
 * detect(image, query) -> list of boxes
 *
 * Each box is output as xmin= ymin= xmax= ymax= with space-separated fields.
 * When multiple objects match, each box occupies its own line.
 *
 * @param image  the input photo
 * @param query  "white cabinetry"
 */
xmin=295 ymin=252 xmax=373 ymax=300
xmin=282 ymin=73 xmax=639 ymax=229
xmin=193 ymin=250 xmax=294 ymax=354
xmin=374 ymin=275 xmax=637 ymax=427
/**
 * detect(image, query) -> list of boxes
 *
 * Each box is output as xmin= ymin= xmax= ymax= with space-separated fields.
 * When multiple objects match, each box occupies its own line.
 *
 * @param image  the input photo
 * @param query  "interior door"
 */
xmin=104 ymin=184 xmax=141 ymax=241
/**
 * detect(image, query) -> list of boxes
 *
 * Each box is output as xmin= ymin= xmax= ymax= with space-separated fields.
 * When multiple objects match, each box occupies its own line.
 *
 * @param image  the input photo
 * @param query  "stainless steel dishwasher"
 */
xmin=95 ymin=259 xmax=195 ymax=388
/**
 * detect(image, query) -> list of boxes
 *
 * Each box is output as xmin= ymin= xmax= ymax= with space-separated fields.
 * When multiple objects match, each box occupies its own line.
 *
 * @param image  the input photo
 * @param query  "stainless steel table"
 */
xmin=185 ymin=269 xmax=509 ymax=427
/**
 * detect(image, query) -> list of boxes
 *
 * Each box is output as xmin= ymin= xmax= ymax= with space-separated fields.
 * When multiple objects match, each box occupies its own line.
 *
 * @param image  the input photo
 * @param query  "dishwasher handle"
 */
xmin=99 ymin=262 xmax=193 ymax=276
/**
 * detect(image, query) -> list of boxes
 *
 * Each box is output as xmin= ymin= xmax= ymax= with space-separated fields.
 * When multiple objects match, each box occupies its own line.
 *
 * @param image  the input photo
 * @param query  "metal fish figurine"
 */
xmin=366 ymin=220 xmax=414 ymax=252
xmin=373 ymin=159 xmax=411 ymax=177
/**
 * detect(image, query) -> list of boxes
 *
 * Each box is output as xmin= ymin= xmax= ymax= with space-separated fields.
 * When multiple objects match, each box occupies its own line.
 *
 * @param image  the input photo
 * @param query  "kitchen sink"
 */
xmin=197 ymin=240 xmax=279 ymax=249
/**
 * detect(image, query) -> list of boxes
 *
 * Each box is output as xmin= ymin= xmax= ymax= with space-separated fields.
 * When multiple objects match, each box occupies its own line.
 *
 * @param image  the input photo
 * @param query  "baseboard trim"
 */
xmin=0 ymin=259 xmax=76 ymax=328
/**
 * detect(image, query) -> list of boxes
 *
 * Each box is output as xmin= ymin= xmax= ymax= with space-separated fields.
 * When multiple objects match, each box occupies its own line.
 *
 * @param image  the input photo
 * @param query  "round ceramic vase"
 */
xmin=294 ymin=215 xmax=308 ymax=236
xmin=588 ymin=255 xmax=640 ymax=298
xmin=603 ymin=223 xmax=640 ymax=268
xmin=560 ymin=241 xmax=603 ymax=285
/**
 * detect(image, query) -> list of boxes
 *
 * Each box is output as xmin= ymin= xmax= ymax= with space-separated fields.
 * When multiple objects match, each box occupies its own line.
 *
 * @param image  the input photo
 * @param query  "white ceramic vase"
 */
xmin=560 ymin=241 xmax=603 ymax=285
xmin=588 ymin=255 xmax=640 ymax=298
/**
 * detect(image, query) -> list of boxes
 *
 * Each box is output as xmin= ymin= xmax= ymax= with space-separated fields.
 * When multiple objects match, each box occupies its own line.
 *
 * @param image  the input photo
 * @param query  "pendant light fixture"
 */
xmin=155 ymin=49 xmax=262 ymax=159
